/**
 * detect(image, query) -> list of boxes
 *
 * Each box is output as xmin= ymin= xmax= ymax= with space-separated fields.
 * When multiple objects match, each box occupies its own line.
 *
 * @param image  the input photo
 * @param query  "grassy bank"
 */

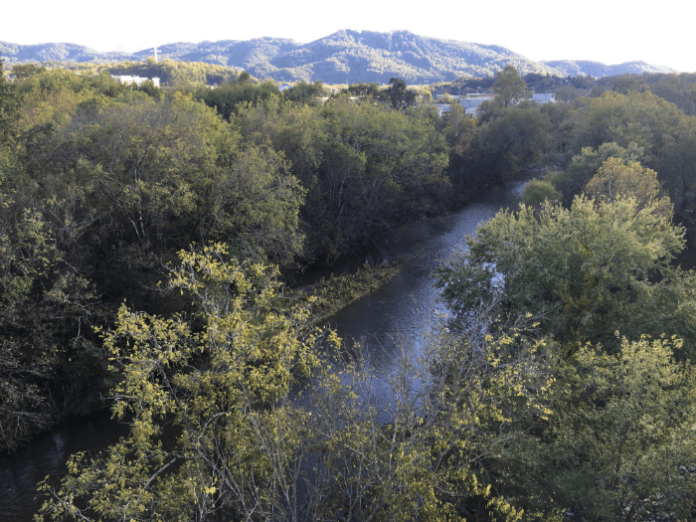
xmin=295 ymin=261 xmax=403 ymax=325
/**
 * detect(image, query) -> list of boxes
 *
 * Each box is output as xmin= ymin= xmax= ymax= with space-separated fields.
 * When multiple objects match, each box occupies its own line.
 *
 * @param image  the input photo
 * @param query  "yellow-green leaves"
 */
xmin=38 ymin=243 xmax=321 ymax=521
xmin=585 ymin=157 xmax=673 ymax=221
xmin=548 ymin=335 xmax=696 ymax=519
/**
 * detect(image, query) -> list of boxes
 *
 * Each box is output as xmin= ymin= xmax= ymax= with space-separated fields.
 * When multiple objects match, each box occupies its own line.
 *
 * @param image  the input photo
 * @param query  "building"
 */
xmin=434 ymin=103 xmax=451 ymax=117
xmin=435 ymin=91 xmax=555 ymax=117
xmin=111 ymin=75 xmax=160 ymax=88
xmin=532 ymin=93 xmax=556 ymax=104
xmin=434 ymin=93 xmax=494 ymax=117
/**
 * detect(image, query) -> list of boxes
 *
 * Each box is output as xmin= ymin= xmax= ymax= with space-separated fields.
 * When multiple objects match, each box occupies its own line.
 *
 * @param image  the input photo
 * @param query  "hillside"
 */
xmin=541 ymin=59 xmax=675 ymax=77
xmin=2 ymin=30 xmax=559 ymax=83
xmin=1 ymin=31 xmax=674 ymax=83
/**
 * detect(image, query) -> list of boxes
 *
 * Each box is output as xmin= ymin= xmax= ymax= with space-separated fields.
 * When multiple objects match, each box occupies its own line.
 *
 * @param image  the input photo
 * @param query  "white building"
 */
xmin=111 ymin=75 xmax=161 ymax=88
xmin=434 ymin=94 xmax=494 ymax=117
xmin=532 ymin=93 xmax=556 ymax=104
xmin=434 ymin=103 xmax=451 ymax=117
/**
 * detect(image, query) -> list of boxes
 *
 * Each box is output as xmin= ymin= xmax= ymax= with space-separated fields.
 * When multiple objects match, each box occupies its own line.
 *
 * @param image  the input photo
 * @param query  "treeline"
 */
xmin=9 ymin=57 xmax=243 ymax=88
xmin=438 ymin=70 xmax=696 ymax=116
xmin=3 ymin=59 xmax=696 ymax=520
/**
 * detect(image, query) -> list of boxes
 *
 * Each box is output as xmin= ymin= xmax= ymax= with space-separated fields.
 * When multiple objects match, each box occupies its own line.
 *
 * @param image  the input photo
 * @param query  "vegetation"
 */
xmin=296 ymin=261 xmax=403 ymax=325
xmin=4 ymin=51 xmax=696 ymax=521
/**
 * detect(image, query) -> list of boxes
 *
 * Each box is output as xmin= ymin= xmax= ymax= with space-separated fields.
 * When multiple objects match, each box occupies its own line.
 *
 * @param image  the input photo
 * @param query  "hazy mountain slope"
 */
xmin=542 ymin=59 xmax=675 ymax=77
xmin=1 ymin=31 xmax=675 ymax=83
xmin=0 ymin=41 xmax=131 ymax=63
xmin=130 ymin=30 xmax=564 ymax=83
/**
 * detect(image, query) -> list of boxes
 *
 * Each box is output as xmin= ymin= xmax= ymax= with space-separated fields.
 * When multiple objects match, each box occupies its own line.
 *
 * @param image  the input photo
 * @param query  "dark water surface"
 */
xmin=0 ymin=181 xmax=523 ymax=521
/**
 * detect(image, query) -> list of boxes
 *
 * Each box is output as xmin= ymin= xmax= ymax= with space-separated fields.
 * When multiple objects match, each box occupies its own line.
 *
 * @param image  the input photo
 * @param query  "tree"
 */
xmin=550 ymin=142 xmax=644 ymax=206
xmin=441 ymin=96 xmax=476 ymax=155
xmin=468 ymin=105 xmax=550 ymax=185
xmin=584 ymin=157 xmax=672 ymax=220
xmin=649 ymin=74 xmax=696 ymax=116
xmin=197 ymin=80 xmax=282 ymax=121
xmin=44 ymin=93 xmax=305 ymax=267
xmin=37 ymin=273 xmax=558 ymax=521
xmin=610 ymin=74 xmax=648 ymax=95
xmin=37 ymin=243 xmax=323 ymax=521
xmin=434 ymin=197 xmax=689 ymax=354
xmin=551 ymin=335 xmax=696 ymax=520
xmin=0 ymin=210 xmax=104 ymax=451
xmin=386 ymin=77 xmax=416 ymax=110
xmin=492 ymin=65 xmax=529 ymax=108
xmin=521 ymin=178 xmax=561 ymax=207
xmin=247 ymin=96 xmax=449 ymax=263
xmin=496 ymin=335 xmax=696 ymax=521
xmin=284 ymin=81 xmax=326 ymax=105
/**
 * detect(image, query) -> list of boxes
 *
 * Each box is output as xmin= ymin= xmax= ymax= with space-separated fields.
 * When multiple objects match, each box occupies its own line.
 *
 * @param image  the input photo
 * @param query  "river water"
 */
xmin=0 ymin=181 xmax=524 ymax=521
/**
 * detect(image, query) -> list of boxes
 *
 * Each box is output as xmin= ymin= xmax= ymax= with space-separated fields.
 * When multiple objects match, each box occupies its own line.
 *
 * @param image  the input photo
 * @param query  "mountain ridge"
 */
xmin=541 ymin=59 xmax=675 ymax=77
xmin=1 ymin=30 xmax=675 ymax=83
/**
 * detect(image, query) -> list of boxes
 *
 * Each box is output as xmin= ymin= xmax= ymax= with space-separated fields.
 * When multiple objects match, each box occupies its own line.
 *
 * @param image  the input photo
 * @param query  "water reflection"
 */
xmin=331 ymin=182 xmax=523 ymax=366
xmin=0 ymin=409 xmax=128 ymax=520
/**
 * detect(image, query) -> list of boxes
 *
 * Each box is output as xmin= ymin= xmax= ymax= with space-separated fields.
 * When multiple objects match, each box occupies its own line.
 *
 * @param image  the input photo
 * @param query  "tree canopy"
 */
xmin=435 ymin=196 xmax=689 ymax=354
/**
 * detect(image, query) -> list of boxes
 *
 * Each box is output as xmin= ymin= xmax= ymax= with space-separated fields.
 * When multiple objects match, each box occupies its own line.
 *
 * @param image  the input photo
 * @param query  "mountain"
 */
xmin=541 ymin=59 xmax=675 ymax=77
xmin=0 ymin=41 xmax=132 ymax=63
xmin=0 ymin=31 xmax=675 ymax=83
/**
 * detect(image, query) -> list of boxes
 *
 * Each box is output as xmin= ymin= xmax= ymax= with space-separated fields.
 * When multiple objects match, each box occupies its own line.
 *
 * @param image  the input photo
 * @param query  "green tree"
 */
xmin=197 ymin=80 xmax=282 ymax=121
xmin=469 ymin=105 xmax=550 ymax=185
xmin=610 ymin=74 xmax=649 ymax=95
xmin=43 ymin=93 xmax=304 ymax=267
xmin=441 ymin=97 xmax=476 ymax=155
xmin=492 ymin=65 xmax=529 ymax=108
xmin=241 ymin=96 xmax=450 ymax=262
xmin=284 ymin=81 xmax=326 ymax=105
xmin=649 ymin=74 xmax=696 ymax=116
xmin=521 ymin=178 xmax=561 ymax=207
xmin=434 ymin=197 xmax=688 ymax=354
xmin=386 ymin=77 xmax=416 ymax=110
xmin=0 ymin=210 xmax=104 ymax=451
xmin=496 ymin=335 xmax=696 ymax=521
xmin=584 ymin=157 xmax=672 ymax=220
xmin=550 ymin=142 xmax=644 ymax=206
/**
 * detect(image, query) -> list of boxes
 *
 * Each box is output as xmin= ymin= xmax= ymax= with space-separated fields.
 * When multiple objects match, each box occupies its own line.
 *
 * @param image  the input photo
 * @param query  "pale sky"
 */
xmin=3 ymin=0 xmax=694 ymax=72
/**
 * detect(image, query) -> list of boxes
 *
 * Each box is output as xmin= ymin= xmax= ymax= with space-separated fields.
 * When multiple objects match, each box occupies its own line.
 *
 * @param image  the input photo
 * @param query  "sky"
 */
xmin=3 ymin=0 xmax=694 ymax=72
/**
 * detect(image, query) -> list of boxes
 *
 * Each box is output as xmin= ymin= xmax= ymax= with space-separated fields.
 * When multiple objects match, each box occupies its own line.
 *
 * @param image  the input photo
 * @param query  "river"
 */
xmin=0 ymin=181 xmax=525 ymax=521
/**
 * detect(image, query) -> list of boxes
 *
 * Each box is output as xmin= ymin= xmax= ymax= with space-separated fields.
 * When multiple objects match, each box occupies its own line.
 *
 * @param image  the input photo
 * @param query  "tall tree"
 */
xmin=386 ymin=77 xmax=416 ymax=110
xmin=492 ymin=65 xmax=529 ymax=108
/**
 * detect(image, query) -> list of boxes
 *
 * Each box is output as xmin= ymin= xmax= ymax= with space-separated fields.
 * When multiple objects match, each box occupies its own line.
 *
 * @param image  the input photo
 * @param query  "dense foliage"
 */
xmin=4 ymin=55 xmax=696 ymax=520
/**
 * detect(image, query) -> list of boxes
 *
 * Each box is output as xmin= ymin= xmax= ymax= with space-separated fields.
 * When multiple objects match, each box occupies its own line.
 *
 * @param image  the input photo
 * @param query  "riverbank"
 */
xmin=295 ymin=261 xmax=403 ymax=326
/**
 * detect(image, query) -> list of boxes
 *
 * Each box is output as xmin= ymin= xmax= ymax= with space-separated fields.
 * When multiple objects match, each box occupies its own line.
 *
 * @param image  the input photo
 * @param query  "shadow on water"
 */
xmin=330 ymin=182 xmax=524 ymax=362
xmin=298 ymin=181 xmax=525 ymax=410
xmin=0 ymin=409 xmax=129 ymax=519
xmin=0 ymin=181 xmax=524 ymax=521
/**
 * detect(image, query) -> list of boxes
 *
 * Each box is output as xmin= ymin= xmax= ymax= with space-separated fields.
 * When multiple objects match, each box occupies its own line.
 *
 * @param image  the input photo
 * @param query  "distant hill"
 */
xmin=0 ymin=31 xmax=675 ymax=83
xmin=0 ymin=41 xmax=131 ymax=63
xmin=541 ymin=59 xmax=675 ymax=77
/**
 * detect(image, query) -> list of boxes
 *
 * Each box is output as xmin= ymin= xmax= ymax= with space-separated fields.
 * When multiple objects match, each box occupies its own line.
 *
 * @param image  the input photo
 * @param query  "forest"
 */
xmin=3 ymin=57 xmax=696 ymax=521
